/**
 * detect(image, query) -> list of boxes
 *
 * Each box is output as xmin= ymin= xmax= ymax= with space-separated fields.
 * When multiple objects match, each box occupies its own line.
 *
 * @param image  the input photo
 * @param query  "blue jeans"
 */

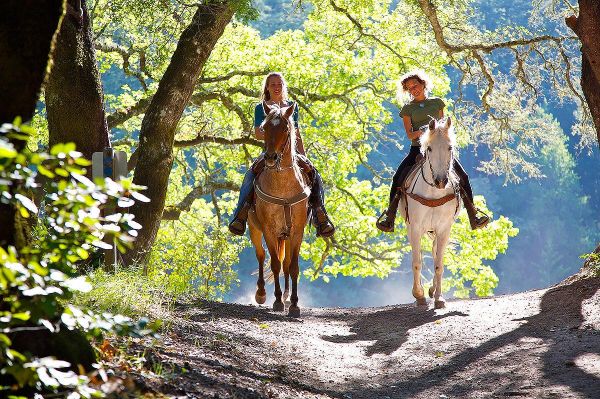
xmin=232 ymin=168 xmax=255 ymax=219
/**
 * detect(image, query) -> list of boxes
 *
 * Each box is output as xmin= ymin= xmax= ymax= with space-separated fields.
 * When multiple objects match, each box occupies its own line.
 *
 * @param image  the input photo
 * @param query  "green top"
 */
xmin=399 ymin=97 xmax=445 ymax=146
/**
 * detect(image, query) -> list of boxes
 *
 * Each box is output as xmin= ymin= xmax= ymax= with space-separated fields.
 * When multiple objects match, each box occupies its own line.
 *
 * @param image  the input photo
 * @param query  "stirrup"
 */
xmin=376 ymin=212 xmax=394 ymax=233
xmin=313 ymin=208 xmax=335 ymax=238
xmin=228 ymin=219 xmax=246 ymax=236
xmin=470 ymin=208 xmax=490 ymax=230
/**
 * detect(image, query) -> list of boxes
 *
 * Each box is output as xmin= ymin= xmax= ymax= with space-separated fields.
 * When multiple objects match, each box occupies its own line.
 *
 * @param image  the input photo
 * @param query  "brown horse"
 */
xmin=248 ymin=102 xmax=310 ymax=317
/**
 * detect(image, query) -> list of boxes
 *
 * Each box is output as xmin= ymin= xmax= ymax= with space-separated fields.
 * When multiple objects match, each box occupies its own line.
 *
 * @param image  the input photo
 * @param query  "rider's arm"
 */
xmin=403 ymin=115 xmax=423 ymax=141
xmin=254 ymin=103 xmax=266 ymax=140
xmin=296 ymin=128 xmax=306 ymax=155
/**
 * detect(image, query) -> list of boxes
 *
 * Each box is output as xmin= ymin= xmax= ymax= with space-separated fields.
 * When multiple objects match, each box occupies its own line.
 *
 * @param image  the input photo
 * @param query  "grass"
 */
xmin=71 ymin=266 xmax=176 ymax=321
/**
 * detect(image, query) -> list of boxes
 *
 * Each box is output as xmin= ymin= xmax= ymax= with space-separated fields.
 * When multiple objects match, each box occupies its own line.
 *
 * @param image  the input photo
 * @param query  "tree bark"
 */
xmin=0 ymin=0 xmax=64 ymax=248
xmin=45 ymin=0 xmax=110 ymax=161
xmin=124 ymin=2 xmax=235 ymax=264
xmin=0 ymin=0 xmax=63 ymax=124
xmin=566 ymin=0 xmax=600 ymax=144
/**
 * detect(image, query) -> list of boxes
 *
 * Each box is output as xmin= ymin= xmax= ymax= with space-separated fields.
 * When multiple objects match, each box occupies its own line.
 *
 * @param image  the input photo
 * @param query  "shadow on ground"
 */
xmin=320 ymin=306 xmax=467 ymax=356
xmin=347 ymin=277 xmax=600 ymax=398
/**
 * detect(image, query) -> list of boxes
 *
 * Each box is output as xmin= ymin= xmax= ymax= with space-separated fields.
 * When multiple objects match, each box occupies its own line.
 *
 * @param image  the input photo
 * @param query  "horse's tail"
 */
xmin=429 ymin=231 xmax=437 ymax=260
xmin=262 ymin=239 xmax=286 ymax=284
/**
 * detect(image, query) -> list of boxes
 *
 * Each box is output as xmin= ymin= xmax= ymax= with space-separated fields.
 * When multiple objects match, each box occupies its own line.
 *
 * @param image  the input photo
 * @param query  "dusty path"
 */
xmin=129 ymin=276 xmax=600 ymax=398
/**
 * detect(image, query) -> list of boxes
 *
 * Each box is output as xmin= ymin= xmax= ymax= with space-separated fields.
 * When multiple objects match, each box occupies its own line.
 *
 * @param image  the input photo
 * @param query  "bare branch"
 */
xmin=162 ymin=180 xmax=240 ymax=220
xmin=107 ymin=96 xmax=152 ymax=129
xmin=95 ymin=42 xmax=151 ymax=90
xmin=198 ymin=69 xmax=270 ymax=84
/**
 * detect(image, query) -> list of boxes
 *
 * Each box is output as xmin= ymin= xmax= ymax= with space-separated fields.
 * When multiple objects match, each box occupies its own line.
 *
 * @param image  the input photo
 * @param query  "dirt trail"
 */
xmin=130 ymin=276 xmax=600 ymax=399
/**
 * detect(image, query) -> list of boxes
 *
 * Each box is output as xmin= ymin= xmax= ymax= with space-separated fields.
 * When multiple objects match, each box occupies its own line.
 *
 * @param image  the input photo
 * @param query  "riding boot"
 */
xmin=460 ymin=189 xmax=490 ymax=230
xmin=309 ymin=170 xmax=335 ymax=238
xmin=228 ymin=168 xmax=256 ymax=236
xmin=376 ymin=192 xmax=401 ymax=232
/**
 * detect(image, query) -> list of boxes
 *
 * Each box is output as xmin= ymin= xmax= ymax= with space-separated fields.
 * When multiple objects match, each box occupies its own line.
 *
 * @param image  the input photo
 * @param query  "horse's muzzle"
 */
xmin=264 ymin=152 xmax=277 ymax=167
xmin=434 ymin=177 xmax=448 ymax=189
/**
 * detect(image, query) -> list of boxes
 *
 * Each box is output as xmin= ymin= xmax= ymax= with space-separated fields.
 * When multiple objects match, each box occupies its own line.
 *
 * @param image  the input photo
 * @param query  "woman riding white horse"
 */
xmin=400 ymin=117 xmax=460 ymax=308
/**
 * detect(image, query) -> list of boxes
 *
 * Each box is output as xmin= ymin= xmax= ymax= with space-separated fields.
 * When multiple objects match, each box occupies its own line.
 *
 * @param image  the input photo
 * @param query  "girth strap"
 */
xmin=254 ymin=183 xmax=311 ymax=238
xmin=405 ymin=192 xmax=457 ymax=208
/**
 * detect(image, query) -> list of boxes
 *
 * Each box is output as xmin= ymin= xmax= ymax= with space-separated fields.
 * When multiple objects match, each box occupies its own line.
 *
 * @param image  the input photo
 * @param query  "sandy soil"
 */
xmin=121 ymin=275 xmax=600 ymax=399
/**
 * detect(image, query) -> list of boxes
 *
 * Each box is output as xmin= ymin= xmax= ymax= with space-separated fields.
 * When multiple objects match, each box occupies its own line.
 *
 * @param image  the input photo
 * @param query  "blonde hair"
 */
xmin=398 ymin=69 xmax=433 ymax=100
xmin=260 ymin=72 xmax=289 ymax=102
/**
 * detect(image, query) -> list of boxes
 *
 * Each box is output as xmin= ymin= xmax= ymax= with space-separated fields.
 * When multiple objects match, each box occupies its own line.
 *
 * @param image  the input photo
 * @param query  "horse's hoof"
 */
xmin=273 ymin=301 xmax=285 ymax=312
xmin=434 ymin=300 xmax=446 ymax=309
xmin=288 ymin=305 xmax=300 ymax=318
xmin=428 ymin=286 xmax=435 ymax=298
xmin=284 ymin=300 xmax=291 ymax=308
xmin=415 ymin=297 xmax=428 ymax=307
xmin=255 ymin=293 xmax=266 ymax=305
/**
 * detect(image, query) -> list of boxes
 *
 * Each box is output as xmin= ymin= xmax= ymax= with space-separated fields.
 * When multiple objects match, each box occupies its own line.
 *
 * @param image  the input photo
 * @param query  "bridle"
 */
xmin=421 ymin=147 xmax=454 ymax=189
xmin=263 ymin=114 xmax=294 ymax=171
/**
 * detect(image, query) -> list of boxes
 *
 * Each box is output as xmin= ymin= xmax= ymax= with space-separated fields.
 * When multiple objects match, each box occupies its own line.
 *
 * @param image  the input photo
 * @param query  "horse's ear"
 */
xmin=283 ymin=102 xmax=296 ymax=119
xmin=428 ymin=118 xmax=436 ymax=131
xmin=445 ymin=117 xmax=452 ymax=128
xmin=263 ymin=101 xmax=272 ymax=115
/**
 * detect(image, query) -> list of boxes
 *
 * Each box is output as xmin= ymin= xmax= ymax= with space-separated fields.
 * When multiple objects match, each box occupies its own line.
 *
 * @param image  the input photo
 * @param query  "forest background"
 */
xmin=31 ymin=0 xmax=600 ymax=308
xmin=2 ymin=0 xmax=600 ymax=395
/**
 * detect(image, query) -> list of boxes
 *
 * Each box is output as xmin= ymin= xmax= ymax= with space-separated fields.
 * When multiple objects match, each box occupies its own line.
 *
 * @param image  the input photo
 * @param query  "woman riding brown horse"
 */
xmin=248 ymin=102 xmax=309 ymax=317
xmin=228 ymin=72 xmax=335 ymax=238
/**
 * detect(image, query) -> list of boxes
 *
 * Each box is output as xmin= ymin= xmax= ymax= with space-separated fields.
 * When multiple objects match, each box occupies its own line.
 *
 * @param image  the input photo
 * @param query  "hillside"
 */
xmin=106 ymin=274 xmax=600 ymax=398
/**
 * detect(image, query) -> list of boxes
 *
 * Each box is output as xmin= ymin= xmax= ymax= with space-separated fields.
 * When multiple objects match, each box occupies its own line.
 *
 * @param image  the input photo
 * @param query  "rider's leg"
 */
xmin=297 ymin=155 xmax=335 ymax=238
xmin=229 ymin=157 xmax=266 ymax=235
xmin=376 ymin=146 xmax=421 ymax=232
xmin=228 ymin=168 xmax=255 ymax=235
xmin=453 ymin=159 xmax=489 ymax=230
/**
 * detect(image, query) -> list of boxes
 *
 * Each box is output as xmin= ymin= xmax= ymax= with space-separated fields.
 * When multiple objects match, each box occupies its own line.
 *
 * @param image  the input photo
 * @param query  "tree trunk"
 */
xmin=124 ymin=2 xmax=235 ymax=264
xmin=0 ymin=0 xmax=64 ymax=248
xmin=45 ymin=0 xmax=110 ymax=162
xmin=566 ymin=0 xmax=600 ymax=144
xmin=0 ymin=0 xmax=63 ymax=124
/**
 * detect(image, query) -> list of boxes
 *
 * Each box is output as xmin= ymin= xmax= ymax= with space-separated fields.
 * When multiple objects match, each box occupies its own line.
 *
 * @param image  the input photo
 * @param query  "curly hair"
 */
xmin=399 ymin=69 xmax=433 ymax=98
xmin=260 ymin=72 xmax=289 ymax=102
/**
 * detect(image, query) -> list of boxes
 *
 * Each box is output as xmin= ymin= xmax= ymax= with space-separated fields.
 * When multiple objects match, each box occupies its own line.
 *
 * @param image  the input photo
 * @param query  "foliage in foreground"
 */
xmin=0 ymin=120 xmax=152 ymax=397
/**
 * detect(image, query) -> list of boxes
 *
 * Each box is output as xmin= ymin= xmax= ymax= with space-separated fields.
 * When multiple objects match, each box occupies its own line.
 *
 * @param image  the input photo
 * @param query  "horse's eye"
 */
xmin=448 ymin=146 xmax=452 ymax=151
xmin=427 ymin=146 xmax=432 ymax=152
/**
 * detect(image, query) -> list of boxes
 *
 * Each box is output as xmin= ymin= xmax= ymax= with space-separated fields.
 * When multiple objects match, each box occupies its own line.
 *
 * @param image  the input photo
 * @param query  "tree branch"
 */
xmin=162 ymin=180 xmax=240 ymax=220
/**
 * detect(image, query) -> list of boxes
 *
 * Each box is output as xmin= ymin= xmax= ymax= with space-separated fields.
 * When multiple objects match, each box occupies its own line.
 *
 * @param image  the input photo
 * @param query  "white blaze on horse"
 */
xmin=399 ymin=117 xmax=462 ymax=309
xmin=247 ymin=102 xmax=310 ymax=318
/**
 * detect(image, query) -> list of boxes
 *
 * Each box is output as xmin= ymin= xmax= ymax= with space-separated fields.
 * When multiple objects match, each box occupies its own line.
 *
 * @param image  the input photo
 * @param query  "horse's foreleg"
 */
xmin=267 ymin=239 xmax=284 ymax=312
xmin=408 ymin=227 xmax=426 ymax=306
xmin=432 ymin=231 xmax=451 ymax=309
xmin=249 ymin=221 xmax=266 ymax=305
xmin=282 ymin=240 xmax=292 ymax=305
xmin=288 ymin=242 xmax=301 ymax=318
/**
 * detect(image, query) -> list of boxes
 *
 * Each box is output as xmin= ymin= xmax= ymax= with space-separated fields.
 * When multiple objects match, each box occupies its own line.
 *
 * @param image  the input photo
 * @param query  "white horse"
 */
xmin=399 ymin=117 xmax=461 ymax=309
